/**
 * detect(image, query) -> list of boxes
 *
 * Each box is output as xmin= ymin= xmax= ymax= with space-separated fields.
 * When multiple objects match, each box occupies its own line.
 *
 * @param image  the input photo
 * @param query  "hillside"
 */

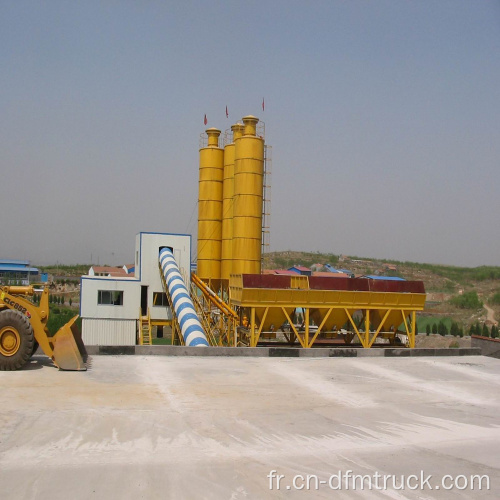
xmin=263 ymin=250 xmax=500 ymax=332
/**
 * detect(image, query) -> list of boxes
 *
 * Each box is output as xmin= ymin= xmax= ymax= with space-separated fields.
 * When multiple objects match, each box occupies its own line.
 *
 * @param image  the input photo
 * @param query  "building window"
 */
xmin=98 ymin=290 xmax=124 ymax=306
xmin=153 ymin=292 xmax=168 ymax=307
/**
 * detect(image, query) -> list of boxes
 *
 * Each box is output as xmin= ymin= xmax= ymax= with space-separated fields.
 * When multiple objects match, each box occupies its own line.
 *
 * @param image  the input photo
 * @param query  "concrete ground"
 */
xmin=0 ymin=355 xmax=499 ymax=499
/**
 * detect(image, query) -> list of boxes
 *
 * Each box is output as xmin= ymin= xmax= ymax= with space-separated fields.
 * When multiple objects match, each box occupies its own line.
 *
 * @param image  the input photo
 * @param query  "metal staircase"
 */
xmin=139 ymin=308 xmax=152 ymax=346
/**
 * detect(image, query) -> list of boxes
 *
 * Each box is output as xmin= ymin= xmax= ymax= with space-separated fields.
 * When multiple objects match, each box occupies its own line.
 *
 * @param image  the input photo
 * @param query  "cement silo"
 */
xmin=232 ymin=116 xmax=265 ymax=275
xmin=221 ymin=123 xmax=244 ymax=286
xmin=197 ymin=128 xmax=224 ymax=289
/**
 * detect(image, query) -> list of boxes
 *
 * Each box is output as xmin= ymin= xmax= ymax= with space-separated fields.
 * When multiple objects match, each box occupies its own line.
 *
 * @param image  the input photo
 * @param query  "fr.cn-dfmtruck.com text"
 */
xmin=267 ymin=470 xmax=491 ymax=492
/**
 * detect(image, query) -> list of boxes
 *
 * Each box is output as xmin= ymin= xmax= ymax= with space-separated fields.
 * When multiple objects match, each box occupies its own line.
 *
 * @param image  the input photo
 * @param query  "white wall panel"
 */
xmin=82 ymin=318 xmax=136 ymax=346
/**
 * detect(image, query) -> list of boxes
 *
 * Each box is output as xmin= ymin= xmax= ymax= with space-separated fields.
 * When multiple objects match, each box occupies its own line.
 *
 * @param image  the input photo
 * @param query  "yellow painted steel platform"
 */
xmin=229 ymin=274 xmax=426 ymax=348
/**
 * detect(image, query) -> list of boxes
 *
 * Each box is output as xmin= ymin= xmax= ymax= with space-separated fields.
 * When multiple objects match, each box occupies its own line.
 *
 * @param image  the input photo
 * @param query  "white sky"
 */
xmin=1 ymin=1 xmax=499 ymax=267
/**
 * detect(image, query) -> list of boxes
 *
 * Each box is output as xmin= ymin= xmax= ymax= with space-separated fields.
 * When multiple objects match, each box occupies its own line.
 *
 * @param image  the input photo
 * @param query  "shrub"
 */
xmin=449 ymin=291 xmax=483 ymax=310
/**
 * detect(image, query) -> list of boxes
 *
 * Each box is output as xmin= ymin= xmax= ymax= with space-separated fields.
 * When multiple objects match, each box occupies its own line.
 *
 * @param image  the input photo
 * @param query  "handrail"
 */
xmin=188 ymin=285 xmax=218 ymax=346
xmin=191 ymin=273 xmax=238 ymax=319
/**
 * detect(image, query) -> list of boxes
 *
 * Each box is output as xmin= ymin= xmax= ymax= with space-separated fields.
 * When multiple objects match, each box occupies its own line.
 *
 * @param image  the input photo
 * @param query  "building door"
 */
xmin=141 ymin=286 xmax=148 ymax=316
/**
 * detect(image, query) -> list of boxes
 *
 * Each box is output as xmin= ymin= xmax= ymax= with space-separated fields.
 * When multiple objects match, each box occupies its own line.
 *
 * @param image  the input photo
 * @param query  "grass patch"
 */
xmin=490 ymin=292 xmax=500 ymax=305
xmin=152 ymin=337 xmax=172 ymax=345
xmin=416 ymin=316 xmax=454 ymax=331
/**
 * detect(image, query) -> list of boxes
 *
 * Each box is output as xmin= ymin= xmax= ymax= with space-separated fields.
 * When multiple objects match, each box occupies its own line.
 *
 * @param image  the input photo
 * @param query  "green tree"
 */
xmin=426 ymin=324 xmax=431 ymax=336
xmin=432 ymin=323 xmax=438 ymax=334
xmin=438 ymin=321 xmax=448 ymax=336
xmin=450 ymin=322 xmax=459 ymax=337
xmin=69 ymin=297 xmax=73 ymax=307
xmin=482 ymin=324 xmax=490 ymax=337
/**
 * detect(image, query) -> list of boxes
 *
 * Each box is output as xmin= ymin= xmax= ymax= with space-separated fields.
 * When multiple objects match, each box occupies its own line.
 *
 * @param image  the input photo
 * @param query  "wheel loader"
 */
xmin=0 ymin=286 xmax=87 ymax=371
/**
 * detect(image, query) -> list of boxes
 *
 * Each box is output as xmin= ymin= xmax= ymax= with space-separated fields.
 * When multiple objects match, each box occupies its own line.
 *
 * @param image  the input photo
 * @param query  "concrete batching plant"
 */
xmin=80 ymin=115 xmax=426 ymax=349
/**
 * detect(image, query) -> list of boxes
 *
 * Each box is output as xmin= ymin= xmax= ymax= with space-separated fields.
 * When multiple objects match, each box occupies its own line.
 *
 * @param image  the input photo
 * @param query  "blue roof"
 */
xmin=339 ymin=268 xmax=353 ymax=274
xmin=0 ymin=264 xmax=39 ymax=273
xmin=0 ymin=260 xmax=30 ymax=266
xmin=324 ymin=264 xmax=341 ymax=273
xmin=364 ymin=275 xmax=406 ymax=281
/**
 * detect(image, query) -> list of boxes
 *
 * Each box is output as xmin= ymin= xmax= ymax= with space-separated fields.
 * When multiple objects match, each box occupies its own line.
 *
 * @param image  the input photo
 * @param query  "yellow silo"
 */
xmin=232 ymin=116 xmax=265 ymax=275
xmin=197 ymin=128 xmax=224 ymax=289
xmin=221 ymin=123 xmax=244 ymax=286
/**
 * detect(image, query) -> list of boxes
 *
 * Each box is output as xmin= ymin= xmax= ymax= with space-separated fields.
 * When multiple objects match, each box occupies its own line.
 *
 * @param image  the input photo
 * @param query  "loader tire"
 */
xmin=0 ymin=310 xmax=35 ymax=371
xmin=31 ymin=340 xmax=39 ymax=357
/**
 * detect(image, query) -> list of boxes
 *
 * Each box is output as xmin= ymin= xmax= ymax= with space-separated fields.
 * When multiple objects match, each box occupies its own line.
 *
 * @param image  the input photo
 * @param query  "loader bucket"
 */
xmin=51 ymin=316 xmax=88 ymax=371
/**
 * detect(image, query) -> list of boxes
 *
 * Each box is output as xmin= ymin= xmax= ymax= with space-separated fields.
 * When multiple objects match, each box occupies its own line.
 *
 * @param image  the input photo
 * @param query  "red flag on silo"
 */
xmin=204 ymin=114 xmax=207 ymax=125
xmin=262 ymin=98 xmax=265 ymax=111
xmin=226 ymin=106 xmax=228 ymax=118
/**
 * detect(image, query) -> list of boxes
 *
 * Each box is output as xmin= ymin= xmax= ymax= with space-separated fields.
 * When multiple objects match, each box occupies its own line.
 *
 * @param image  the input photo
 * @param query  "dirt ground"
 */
xmin=415 ymin=334 xmax=472 ymax=349
xmin=1 ymin=355 xmax=499 ymax=499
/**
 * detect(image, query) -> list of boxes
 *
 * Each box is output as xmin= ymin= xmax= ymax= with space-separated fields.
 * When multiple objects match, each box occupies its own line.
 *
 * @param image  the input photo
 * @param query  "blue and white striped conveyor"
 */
xmin=159 ymin=247 xmax=209 ymax=347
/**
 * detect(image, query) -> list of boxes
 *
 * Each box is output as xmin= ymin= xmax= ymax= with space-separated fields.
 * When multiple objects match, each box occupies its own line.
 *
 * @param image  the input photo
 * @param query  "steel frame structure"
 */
xmin=236 ymin=306 xmax=418 ymax=348
xmin=229 ymin=274 xmax=425 ymax=349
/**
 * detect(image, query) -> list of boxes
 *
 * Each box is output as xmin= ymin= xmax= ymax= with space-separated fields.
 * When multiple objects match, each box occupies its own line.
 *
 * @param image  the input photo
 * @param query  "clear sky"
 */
xmin=1 ymin=1 xmax=499 ymax=267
